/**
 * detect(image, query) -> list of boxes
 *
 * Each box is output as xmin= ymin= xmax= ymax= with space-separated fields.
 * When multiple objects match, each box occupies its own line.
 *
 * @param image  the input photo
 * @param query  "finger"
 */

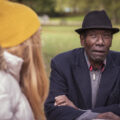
xmin=57 ymin=102 xmax=67 ymax=106
xmin=55 ymin=95 xmax=66 ymax=104
xmin=55 ymin=98 xmax=65 ymax=105
xmin=107 ymin=112 xmax=120 ymax=120
xmin=55 ymin=95 xmax=66 ymax=100
xmin=97 ymin=113 xmax=107 ymax=119
xmin=55 ymin=97 xmax=65 ymax=103
xmin=97 ymin=112 xmax=120 ymax=120
xmin=54 ymin=101 xmax=66 ymax=106
xmin=101 ymin=112 xmax=117 ymax=118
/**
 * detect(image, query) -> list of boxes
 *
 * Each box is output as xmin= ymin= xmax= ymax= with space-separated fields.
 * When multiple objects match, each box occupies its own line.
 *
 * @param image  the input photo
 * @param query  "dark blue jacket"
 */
xmin=45 ymin=48 xmax=120 ymax=120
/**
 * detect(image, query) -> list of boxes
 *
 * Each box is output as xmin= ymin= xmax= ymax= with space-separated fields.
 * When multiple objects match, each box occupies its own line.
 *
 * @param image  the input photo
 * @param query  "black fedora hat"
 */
xmin=75 ymin=10 xmax=119 ymax=34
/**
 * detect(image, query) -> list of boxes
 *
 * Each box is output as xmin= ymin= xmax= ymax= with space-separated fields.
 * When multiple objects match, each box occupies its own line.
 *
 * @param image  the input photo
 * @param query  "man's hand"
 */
xmin=96 ymin=112 xmax=120 ymax=120
xmin=54 ymin=95 xmax=78 ymax=109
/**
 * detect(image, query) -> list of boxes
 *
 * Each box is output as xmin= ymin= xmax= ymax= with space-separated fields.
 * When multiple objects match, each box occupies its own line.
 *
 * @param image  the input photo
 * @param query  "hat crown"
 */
xmin=75 ymin=10 xmax=119 ymax=34
xmin=82 ymin=10 xmax=112 ymax=29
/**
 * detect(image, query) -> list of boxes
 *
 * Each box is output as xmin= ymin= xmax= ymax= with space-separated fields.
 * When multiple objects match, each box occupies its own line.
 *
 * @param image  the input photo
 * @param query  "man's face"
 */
xmin=80 ymin=29 xmax=113 ymax=63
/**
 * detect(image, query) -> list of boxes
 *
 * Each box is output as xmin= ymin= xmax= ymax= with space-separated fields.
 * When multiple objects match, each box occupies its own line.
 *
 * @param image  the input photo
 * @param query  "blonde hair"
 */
xmin=0 ymin=47 xmax=7 ymax=70
xmin=6 ymin=29 xmax=49 ymax=120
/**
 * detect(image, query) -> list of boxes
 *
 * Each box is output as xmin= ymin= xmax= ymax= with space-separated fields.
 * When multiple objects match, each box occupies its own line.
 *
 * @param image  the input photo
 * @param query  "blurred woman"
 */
xmin=0 ymin=0 xmax=48 ymax=120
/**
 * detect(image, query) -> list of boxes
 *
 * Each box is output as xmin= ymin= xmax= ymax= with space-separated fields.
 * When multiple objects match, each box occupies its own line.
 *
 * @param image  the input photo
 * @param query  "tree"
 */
xmin=11 ymin=0 xmax=120 ymax=23
xmin=11 ymin=0 xmax=56 ymax=15
xmin=101 ymin=0 xmax=120 ymax=24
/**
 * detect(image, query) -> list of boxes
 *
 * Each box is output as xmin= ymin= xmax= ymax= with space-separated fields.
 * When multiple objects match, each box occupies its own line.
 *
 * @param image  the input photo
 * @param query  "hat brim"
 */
xmin=75 ymin=27 xmax=119 ymax=34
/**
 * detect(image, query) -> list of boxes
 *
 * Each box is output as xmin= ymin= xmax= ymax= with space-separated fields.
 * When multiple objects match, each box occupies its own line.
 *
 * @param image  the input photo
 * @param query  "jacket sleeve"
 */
xmin=14 ymin=93 xmax=34 ymax=120
xmin=0 ymin=72 xmax=34 ymax=120
xmin=92 ymin=104 xmax=120 ymax=116
xmin=92 ymin=70 xmax=120 ymax=116
xmin=44 ymin=59 xmax=85 ymax=120
xmin=7 ymin=73 xmax=34 ymax=120
xmin=0 ymin=94 xmax=13 ymax=120
xmin=92 ymin=79 xmax=120 ymax=115
xmin=0 ymin=81 xmax=13 ymax=119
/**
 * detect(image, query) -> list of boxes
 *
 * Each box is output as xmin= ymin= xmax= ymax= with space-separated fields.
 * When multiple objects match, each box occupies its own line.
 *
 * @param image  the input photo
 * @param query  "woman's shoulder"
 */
xmin=0 ymin=70 xmax=21 ymax=99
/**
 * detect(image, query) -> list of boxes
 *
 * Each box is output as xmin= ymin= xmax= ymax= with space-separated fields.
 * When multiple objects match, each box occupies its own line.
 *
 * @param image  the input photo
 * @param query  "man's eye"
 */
xmin=89 ymin=34 xmax=96 ymax=38
xmin=103 ymin=34 xmax=112 ymax=39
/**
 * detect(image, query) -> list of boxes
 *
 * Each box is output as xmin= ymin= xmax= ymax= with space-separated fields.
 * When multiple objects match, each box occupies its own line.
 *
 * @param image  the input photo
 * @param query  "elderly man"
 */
xmin=45 ymin=10 xmax=120 ymax=120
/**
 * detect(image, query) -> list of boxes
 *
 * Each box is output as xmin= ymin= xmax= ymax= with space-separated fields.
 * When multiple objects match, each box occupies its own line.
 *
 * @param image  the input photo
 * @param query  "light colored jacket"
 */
xmin=0 ymin=51 xmax=34 ymax=120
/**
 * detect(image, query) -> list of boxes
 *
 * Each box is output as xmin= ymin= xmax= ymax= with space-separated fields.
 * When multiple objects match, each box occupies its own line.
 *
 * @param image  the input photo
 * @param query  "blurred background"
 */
xmin=11 ymin=0 xmax=120 ymax=75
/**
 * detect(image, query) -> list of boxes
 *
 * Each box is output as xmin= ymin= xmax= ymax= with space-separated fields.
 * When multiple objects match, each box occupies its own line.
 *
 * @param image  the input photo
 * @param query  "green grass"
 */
xmin=42 ymin=26 xmax=81 ymax=56
xmin=42 ymin=25 xmax=120 ymax=75
xmin=42 ymin=26 xmax=81 ymax=74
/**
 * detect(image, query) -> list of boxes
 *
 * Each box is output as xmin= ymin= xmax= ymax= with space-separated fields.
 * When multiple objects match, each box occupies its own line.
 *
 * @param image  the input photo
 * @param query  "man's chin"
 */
xmin=92 ymin=56 xmax=105 ymax=63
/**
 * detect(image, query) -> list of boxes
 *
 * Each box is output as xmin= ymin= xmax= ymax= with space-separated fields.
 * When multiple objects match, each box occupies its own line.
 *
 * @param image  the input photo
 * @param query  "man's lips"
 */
xmin=93 ymin=50 xmax=105 ymax=52
xmin=92 ymin=50 xmax=106 ymax=55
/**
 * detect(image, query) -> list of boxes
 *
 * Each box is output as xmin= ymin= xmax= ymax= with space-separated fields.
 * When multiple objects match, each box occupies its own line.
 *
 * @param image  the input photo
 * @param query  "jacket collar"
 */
xmin=3 ymin=51 xmax=23 ymax=82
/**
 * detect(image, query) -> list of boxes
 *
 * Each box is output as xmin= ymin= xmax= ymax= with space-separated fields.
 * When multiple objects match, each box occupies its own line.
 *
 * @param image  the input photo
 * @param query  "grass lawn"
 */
xmin=42 ymin=25 xmax=120 ymax=75
xmin=50 ymin=16 xmax=84 ymax=22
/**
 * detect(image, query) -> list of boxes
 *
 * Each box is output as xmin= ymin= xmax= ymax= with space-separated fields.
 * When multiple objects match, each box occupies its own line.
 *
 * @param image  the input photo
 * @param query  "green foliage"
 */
xmin=55 ymin=0 xmax=120 ymax=24
xmin=11 ymin=0 xmax=120 ymax=23
xmin=11 ymin=0 xmax=56 ymax=14
xmin=50 ymin=16 xmax=84 ymax=23
xmin=101 ymin=0 xmax=120 ymax=24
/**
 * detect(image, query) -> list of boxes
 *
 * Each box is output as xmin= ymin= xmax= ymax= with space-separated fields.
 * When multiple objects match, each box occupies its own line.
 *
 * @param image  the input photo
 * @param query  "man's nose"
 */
xmin=96 ymin=35 xmax=104 ymax=45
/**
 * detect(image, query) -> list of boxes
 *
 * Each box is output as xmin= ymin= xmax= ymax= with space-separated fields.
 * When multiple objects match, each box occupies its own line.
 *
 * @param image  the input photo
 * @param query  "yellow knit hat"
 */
xmin=0 ymin=0 xmax=40 ymax=48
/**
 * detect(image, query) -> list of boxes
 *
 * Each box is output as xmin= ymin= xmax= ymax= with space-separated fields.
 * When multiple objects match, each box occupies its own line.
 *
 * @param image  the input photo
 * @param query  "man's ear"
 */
xmin=80 ymin=35 xmax=85 ymax=47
